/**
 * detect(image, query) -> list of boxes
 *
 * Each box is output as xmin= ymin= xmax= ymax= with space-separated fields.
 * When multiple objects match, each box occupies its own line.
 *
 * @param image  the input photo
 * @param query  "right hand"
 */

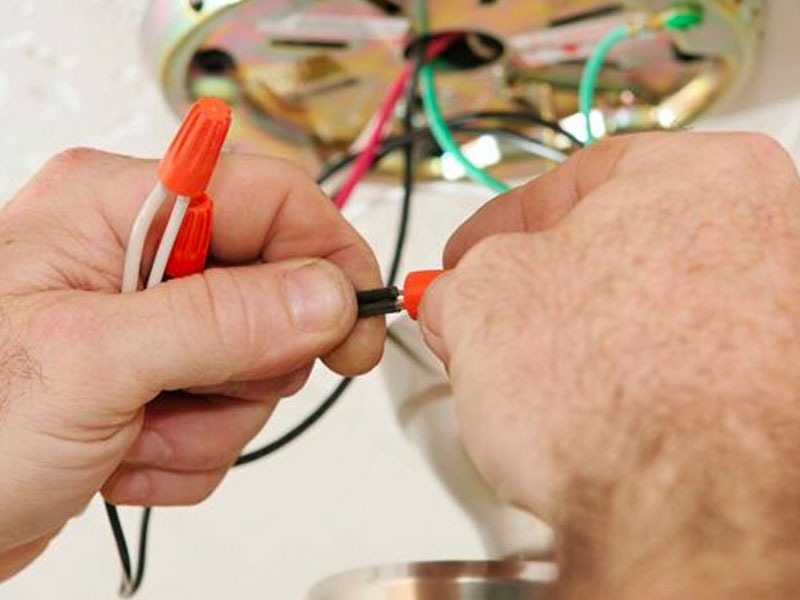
xmin=420 ymin=133 xmax=800 ymax=597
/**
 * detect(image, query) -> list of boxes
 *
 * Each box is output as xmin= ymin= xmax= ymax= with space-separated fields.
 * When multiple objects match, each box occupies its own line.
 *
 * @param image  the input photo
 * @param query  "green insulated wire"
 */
xmin=415 ymin=0 xmax=510 ymax=193
xmin=579 ymin=2 xmax=704 ymax=145
xmin=578 ymin=24 xmax=630 ymax=145
xmin=420 ymin=67 xmax=510 ymax=193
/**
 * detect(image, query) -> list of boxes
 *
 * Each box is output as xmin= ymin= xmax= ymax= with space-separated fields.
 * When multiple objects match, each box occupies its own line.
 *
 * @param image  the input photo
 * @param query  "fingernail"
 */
xmin=282 ymin=261 xmax=348 ymax=332
xmin=112 ymin=471 xmax=150 ymax=504
xmin=126 ymin=430 xmax=171 ymax=466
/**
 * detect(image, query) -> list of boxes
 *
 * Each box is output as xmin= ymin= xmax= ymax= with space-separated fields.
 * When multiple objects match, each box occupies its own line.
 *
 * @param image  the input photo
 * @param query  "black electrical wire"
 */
xmin=389 ymin=35 xmax=425 ymax=286
xmin=235 ymin=38 xmax=427 ymax=467
xmin=317 ymin=109 xmax=582 ymax=184
xmin=447 ymin=109 xmax=584 ymax=148
xmin=105 ymin=503 xmax=151 ymax=597
xmin=105 ymin=502 xmax=132 ymax=584
xmin=234 ymin=377 xmax=353 ymax=466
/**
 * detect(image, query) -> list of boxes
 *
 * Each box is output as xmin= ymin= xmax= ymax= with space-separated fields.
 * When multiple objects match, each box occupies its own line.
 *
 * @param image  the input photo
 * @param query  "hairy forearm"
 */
xmin=554 ymin=427 xmax=800 ymax=599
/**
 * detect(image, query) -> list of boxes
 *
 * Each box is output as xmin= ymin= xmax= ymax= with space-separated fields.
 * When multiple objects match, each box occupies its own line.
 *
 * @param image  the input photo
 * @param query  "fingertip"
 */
xmin=103 ymin=467 xmax=227 ymax=506
xmin=102 ymin=469 xmax=151 ymax=505
xmin=418 ymin=270 xmax=450 ymax=337
xmin=418 ymin=271 xmax=453 ymax=363
xmin=322 ymin=315 xmax=386 ymax=376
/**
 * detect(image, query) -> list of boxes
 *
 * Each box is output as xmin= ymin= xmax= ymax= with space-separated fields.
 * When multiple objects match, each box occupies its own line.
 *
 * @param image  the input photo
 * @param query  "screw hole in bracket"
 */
xmin=405 ymin=31 xmax=505 ymax=71
xmin=192 ymin=48 xmax=236 ymax=75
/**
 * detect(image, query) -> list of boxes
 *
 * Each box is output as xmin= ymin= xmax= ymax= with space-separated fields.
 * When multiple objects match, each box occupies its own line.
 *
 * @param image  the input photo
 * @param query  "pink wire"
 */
xmin=333 ymin=35 xmax=457 ymax=209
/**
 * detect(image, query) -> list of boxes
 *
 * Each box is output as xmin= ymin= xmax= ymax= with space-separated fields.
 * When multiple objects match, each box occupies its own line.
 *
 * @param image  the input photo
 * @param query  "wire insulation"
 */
xmin=333 ymin=66 xmax=412 ymax=208
xmin=579 ymin=4 xmax=704 ymax=144
xmin=415 ymin=1 xmax=510 ymax=193
xmin=420 ymin=67 xmax=510 ymax=193
xmin=104 ymin=505 xmax=151 ymax=597
xmin=455 ymin=126 xmax=567 ymax=164
xmin=110 ymin=186 xmax=188 ymax=596
xmin=578 ymin=24 xmax=630 ymax=145
xmin=318 ymin=115 xmax=580 ymax=185
xmin=146 ymin=195 xmax=191 ymax=288
xmin=333 ymin=35 xmax=456 ymax=209
xmin=122 ymin=183 xmax=171 ymax=293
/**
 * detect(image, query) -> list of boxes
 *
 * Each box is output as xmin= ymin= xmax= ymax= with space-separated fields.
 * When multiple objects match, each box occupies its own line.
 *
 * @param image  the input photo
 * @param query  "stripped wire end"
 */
xmin=357 ymin=270 xmax=445 ymax=320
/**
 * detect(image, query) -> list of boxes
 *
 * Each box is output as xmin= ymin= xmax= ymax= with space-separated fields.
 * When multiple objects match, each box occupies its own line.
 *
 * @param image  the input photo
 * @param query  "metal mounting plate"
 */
xmin=143 ymin=0 xmax=763 ymax=174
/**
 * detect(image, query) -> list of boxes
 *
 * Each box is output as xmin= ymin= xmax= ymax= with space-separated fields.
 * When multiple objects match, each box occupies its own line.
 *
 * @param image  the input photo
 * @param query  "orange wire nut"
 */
xmin=165 ymin=194 xmax=214 ymax=278
xmin=356 ymin=269 xmax=446 ymax=320
xmin=157 ymin=98 xmax=232 ymax=197
xmin=402 ymin=270 xmax=445 ymax=320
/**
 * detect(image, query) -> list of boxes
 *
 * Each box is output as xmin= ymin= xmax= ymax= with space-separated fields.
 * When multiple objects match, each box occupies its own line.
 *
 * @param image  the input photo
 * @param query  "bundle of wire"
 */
xmin=333 ymin=34 xmax=456 ymax=208
xmin=106 ymin=27 xmax=582 ymax=598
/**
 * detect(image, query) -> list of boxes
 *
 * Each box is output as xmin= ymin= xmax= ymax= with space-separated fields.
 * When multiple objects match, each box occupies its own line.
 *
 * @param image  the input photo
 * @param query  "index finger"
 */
xmin=94 ymin=151 xmax=385 ymax=375
xmin=209 ymin=154 xmax=387 ymax=374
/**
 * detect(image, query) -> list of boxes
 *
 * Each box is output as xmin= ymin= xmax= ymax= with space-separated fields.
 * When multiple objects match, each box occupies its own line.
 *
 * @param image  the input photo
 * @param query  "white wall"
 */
xmin=1 ymin=1 xmax=800 ymax=599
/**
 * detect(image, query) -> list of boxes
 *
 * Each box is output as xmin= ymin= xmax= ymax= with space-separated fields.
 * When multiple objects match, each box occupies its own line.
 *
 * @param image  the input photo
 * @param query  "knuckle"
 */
xmin=275 ymin=158 xmax=331 ymax=205
xmin=25 ymin=148 xmax=108 ymax=200
xmin=700 ymin=134 xmax=800 ymax=222
xmin=273 ymin=157 xmax=308 ymax=182
xmin=42 ymin=147 xmax=104 ymax=180
xmin=448 ymin=233 xmax=555 ymax=348
xmin=246 ymin=156 xmax=315 ymax=196
xmin=450 ymin=236 xmax=526 ymax=309
xmin=720 ymin=133 xmax=795 ymax=184
xmin=461 ymin=233 xmax=540 ymax=278
xmin=737 ymin=132 xmax=792 ymax=166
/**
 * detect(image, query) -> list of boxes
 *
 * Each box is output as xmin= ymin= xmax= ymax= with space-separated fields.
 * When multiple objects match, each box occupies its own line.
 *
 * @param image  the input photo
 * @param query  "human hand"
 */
xmin=421 ymin=133 xmax=800 ymax=597
xmin=0 ymin=149 xmax=384 ymax=579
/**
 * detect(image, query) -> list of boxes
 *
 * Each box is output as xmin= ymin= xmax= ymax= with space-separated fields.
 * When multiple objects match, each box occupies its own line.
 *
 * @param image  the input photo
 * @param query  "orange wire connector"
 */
xmin=165 ymin=193 xmax=214 ymax=278
xmin=157 ymin=97 xmax=232 ymax=197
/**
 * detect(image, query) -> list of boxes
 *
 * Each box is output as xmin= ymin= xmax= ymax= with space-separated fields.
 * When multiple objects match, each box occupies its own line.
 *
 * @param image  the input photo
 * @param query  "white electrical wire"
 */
xmin=146 ymin=195 xmax=191 ymax=288
xmin=122 ymin=182 xmax=172 ymax=293
xmin=115 ymin=190 xmax=182 ymax=600
xmin=500 ymin=133 xmax=568 ymax=164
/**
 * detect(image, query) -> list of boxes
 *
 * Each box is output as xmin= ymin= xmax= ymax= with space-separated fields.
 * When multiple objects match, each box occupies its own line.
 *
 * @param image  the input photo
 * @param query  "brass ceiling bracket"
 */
xmin=142 ymin=0 xmax=763 ymax=174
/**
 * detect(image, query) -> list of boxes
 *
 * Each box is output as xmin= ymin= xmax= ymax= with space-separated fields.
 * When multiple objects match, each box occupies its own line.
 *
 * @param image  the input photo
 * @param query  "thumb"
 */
xmin=419 ymin=233 xmax=546 ymax=369
xmin=417 ymin=270 xmax=455 ymax=364
xmin=101 ymin=258 xmax=357 ymax=400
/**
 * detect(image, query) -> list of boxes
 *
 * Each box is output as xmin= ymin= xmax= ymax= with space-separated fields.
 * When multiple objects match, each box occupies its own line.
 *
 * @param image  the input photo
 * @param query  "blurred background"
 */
xmin=1 ymin=1 xmax=800 ymax=598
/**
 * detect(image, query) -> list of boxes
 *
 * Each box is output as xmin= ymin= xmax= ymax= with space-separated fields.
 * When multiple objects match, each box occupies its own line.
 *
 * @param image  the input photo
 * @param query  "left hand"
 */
xmin=0 ymin=148 xmax=385 ymax=579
